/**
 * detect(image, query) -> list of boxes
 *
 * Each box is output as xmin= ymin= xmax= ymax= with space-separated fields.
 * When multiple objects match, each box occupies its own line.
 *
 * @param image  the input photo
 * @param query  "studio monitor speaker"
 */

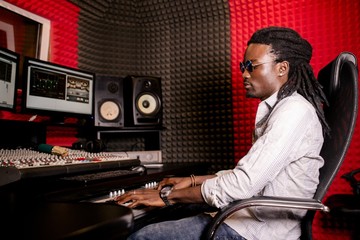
xmin=124 ymin=75 xmax=162 ymax=127
xmin=94 ymin=75 xmax=124 ymax=127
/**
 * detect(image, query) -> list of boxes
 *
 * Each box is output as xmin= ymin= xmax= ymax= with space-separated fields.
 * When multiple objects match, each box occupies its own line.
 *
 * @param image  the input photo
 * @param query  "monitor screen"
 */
xmin=0 ymin=47 xmax=19 ymax=112
xmin=22 ymin=57 xmax=95 ymax=122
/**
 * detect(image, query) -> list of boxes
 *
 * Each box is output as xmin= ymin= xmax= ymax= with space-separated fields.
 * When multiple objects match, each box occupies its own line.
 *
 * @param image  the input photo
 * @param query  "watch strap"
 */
xmin=161 ymin=195 xmax=171 ymax=206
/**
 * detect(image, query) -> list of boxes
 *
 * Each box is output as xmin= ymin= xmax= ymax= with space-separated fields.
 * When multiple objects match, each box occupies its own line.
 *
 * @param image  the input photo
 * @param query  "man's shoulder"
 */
xmin=276 ymin=92 xmax=315 ymax=113
xmin=281 ymin=92 xmax=312 ymax=106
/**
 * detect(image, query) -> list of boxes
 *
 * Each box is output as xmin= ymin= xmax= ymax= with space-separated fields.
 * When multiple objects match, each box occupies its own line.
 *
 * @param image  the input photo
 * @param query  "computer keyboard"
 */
xmin=61 ymin=168 xmax=145 ymax=183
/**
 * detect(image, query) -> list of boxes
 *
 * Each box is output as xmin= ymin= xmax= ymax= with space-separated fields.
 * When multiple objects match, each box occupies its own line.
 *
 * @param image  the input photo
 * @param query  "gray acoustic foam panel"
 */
xmin=69 ymin=0 xmax=233 ymax=172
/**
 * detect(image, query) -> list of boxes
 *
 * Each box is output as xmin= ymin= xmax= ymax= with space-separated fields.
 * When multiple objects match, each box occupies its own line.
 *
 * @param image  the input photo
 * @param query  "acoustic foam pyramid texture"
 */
xmin=72 ymin=0 xmax=234 ymax=172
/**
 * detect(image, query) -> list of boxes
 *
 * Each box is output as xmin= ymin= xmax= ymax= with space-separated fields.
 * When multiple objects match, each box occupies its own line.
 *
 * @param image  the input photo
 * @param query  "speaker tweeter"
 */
xmin=124 ymin=75 xmax=162 ymax=127
xmin=94 ymin=75 xmax=124 ymax=127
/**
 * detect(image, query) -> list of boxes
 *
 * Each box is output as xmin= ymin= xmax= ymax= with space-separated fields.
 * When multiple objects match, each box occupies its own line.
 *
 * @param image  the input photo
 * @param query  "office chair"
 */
xmin=204 ymin=52 xmax=359 ymax=240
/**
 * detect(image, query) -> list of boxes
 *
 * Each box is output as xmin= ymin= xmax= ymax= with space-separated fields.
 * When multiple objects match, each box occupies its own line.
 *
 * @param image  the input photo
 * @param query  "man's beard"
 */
xmin=245 ymin=91 xmax=256 ymax=98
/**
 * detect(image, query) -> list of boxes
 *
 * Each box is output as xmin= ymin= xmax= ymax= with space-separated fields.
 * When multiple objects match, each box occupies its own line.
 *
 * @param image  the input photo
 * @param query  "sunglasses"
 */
xmin=240 ymin=60 xmax=275 ymax=73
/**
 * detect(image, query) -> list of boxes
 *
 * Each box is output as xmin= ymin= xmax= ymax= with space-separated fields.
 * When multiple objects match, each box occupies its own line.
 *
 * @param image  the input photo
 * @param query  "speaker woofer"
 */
xmin=136 ymin=93 xmax=160 ymax=116
xmin=99 ymin=100 xmax=121 ymax=121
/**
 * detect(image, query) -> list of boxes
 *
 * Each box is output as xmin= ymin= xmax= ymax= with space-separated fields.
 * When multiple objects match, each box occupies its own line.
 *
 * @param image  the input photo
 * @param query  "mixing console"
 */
xmin=0 ymin=148 xmax=141 ymax=186
xmin=0 ymin=148 xmax=131 ymax=168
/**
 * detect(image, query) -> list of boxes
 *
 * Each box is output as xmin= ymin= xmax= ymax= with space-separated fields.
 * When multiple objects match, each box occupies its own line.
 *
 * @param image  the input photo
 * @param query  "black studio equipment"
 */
xmin=124 ymin=75 xmax=162 ymax=127
xmin=72 ymin=139 xmax=106 ymax=153
xmin=94 ymin=75 xmax=124 ymax=127
xmin=0 ymin=119 xmax=46 ymax=149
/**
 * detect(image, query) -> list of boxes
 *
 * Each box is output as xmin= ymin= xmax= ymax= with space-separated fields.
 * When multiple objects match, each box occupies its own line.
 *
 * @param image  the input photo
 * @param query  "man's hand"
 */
xmin=157 ymin=177 xmax=191 ymax=190
xmin=114 ymin=188 xmax=165 ymax=208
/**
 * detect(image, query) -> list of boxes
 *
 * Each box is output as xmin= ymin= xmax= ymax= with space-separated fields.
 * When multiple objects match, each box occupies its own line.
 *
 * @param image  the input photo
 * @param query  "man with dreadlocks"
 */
xmin=115 ymin=26 xmax=329 ymax=240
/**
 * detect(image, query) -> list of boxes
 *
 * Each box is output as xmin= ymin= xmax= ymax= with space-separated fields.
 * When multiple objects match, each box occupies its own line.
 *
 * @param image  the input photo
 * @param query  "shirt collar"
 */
xmin=262 ymin=91 xmax=278 ymax=109
xmin=255 ymin=92 xmax=278 ymax=125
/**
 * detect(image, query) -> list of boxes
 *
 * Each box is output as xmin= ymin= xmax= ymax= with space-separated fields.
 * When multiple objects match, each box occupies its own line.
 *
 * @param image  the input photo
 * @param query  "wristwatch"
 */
xmin=160 ymin=185 xmax=173 ymax=206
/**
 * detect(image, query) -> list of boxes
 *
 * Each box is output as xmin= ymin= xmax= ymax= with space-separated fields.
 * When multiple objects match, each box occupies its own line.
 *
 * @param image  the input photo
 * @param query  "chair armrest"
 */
xmin=204 ymin=196 xmax=330 ymax=240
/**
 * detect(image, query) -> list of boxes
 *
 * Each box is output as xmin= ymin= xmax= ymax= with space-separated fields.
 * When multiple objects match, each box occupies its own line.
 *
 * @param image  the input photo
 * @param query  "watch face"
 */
xmin=160 ymin=185 xmax=173 ymax=206
xmin=99 ymin=100 xmax=120 ymax=121
xmin=160 ymin=185 xmax=173 ymax=195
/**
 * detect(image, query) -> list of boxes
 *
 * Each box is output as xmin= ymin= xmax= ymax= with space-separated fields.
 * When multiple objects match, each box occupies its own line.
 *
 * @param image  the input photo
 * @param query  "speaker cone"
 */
xmin=99 ymin=100 xmax=121 ymax=121
xmin=136 ymin=93 xmax=160 ymax=115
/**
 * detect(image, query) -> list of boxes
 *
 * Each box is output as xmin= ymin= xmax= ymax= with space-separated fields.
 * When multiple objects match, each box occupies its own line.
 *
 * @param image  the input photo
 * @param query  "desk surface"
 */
xmin=0 ymin=162 xmax=208 ymax=239
xmin=1 ymin=202 xmax=133 ymax=240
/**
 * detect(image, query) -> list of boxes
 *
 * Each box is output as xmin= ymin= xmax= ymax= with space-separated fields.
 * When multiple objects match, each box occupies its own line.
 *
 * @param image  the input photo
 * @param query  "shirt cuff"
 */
xmin=201 ymin=177 xmax=220 ymax=208
xmin=215 ymin=169 xmax=233 ymax=176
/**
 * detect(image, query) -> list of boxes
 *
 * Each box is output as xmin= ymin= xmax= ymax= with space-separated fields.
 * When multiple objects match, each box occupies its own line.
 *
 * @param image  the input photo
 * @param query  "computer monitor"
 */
xmin=22 ymin=57 xmax=95 ymax=123
xmin=0 ymin=47 xmax=19 ymax=112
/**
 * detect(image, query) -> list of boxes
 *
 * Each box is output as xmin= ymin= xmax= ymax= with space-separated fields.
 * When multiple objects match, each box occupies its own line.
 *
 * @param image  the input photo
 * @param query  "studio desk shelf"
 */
xmin=95 ymin=127 xmax=163 ymax=151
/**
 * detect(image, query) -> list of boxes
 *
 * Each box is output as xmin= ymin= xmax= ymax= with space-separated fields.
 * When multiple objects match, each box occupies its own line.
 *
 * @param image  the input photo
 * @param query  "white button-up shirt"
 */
xmin=201 ymin=91 xmax=324 ymax=240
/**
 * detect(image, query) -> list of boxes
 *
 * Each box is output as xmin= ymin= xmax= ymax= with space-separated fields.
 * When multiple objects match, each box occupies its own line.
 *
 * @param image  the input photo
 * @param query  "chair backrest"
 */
xmin=301 ymin=52 xmax=358 ymax=240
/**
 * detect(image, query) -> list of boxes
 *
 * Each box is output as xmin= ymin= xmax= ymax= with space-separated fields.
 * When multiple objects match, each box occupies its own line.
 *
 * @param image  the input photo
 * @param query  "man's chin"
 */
xmin=245 ymin=92 xmax=256 ymax=98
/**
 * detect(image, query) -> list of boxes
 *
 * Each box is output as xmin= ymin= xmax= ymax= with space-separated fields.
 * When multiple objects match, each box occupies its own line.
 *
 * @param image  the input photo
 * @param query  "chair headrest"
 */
xmin=318 ymin=52 xmax=358 ymax=99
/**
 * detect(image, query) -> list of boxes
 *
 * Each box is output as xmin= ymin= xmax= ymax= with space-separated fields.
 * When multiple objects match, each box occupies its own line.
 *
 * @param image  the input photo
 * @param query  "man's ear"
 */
xmin=278 ymin=61 xmax=289 ymax=77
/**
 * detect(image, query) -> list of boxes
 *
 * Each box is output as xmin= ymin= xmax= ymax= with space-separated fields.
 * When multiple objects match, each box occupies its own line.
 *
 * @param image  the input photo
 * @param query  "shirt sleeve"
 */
xmin=201 ymin=97 xmax=321 ymax=208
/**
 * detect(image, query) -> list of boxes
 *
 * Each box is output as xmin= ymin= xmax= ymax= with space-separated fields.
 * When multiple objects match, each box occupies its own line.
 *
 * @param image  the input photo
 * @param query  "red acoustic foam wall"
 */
xmin=229 ymin=0 xmax=360 ymax=239
xmin=4 ymin=0 xmax=79 ymax=67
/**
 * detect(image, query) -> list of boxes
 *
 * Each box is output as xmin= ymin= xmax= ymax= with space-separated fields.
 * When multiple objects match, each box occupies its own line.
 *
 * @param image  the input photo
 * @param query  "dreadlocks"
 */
xmin=248 ymin=26 xmax=330 ymax=136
